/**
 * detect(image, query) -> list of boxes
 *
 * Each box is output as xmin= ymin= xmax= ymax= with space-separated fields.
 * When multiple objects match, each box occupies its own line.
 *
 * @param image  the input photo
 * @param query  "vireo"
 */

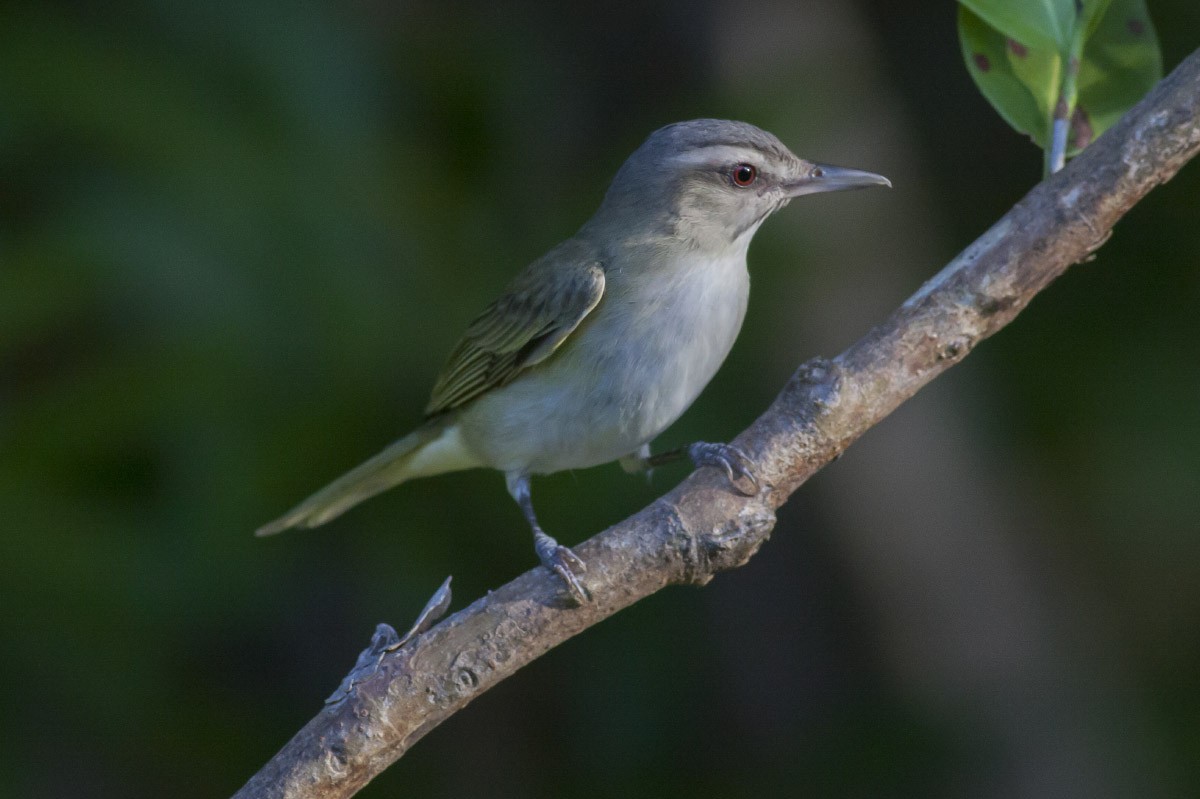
xmin=258 ymin=119 xmax=890 ymax=603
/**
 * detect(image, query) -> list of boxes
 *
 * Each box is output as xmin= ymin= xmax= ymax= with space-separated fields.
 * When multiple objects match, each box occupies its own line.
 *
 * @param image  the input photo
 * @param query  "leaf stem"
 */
xmin=1045 ymin=26 xmax=1085 ymax=176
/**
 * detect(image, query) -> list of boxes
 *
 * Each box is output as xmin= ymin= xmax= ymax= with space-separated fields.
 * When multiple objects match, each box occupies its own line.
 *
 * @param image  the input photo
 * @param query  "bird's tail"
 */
xmin=256 ymin=418 xmax=469 ymax=536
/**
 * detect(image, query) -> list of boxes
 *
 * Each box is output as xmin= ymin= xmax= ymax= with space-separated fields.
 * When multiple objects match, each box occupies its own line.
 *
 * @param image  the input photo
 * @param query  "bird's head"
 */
xmin=593 ymin=119 xmax=890 ymax=252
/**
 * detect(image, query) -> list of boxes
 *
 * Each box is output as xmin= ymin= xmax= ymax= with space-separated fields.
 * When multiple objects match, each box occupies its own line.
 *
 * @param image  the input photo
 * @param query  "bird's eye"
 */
xmin=731 ymin=164 xmax=757 ymax=187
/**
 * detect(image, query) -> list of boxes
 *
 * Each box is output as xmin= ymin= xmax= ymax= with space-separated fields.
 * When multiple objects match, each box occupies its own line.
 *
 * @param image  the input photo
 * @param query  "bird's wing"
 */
xmin=425 ymin=243 xmax=605 ymax=416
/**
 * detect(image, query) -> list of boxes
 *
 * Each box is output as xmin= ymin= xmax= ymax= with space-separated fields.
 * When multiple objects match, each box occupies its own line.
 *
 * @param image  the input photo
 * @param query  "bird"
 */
xmin=257 ymin=119 xmax=890 ymax=603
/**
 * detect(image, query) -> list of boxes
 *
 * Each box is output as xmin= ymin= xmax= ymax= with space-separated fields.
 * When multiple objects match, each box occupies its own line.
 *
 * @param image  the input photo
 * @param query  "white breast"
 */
xmin=611 ymin=249 xmax=750 ymax=441
xmin=458 ymin=238 xmax=753 ymax=475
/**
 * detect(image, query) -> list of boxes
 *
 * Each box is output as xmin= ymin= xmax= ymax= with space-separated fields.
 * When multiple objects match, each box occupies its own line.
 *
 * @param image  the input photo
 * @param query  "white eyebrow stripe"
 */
xmin=666 ymin=144 xmax=761 ymax=169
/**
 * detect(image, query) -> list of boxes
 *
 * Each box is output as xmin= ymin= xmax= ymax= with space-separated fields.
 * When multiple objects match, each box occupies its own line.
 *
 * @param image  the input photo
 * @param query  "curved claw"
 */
xmin=687 ymin=442 xmax=761 ymax=496
xmin=547 ymin=546 xmax=590 ymax=604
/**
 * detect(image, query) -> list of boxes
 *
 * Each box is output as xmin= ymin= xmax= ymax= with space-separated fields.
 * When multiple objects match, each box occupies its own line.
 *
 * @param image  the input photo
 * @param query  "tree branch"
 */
xmin=234 ymin=48 xmax=1200 ymax=799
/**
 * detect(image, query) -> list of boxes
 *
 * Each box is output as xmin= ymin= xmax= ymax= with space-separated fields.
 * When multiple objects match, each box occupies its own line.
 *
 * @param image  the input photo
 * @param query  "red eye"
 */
xmin=732 ymin=163 xmax=757 ymax=187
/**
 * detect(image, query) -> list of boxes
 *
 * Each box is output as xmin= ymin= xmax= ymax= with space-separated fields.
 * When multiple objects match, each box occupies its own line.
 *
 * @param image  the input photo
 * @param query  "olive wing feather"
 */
xmin=425 ymin=251 xmax=605 ymax=416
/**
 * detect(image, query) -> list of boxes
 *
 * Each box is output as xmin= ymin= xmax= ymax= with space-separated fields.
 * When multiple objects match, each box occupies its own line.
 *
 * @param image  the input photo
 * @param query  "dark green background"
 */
xmin=2 ymin=1 xmax=1197 ymax=796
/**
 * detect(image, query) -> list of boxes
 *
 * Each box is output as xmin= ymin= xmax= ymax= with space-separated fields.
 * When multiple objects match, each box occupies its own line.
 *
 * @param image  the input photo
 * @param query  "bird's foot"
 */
xmin=534 ymin=531 xmax=589 ymax=604
xmin=687 ymin=441 xmax=760 ymax=496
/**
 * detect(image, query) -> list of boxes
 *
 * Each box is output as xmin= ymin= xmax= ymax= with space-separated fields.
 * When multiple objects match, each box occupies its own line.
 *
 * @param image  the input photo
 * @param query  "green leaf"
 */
xmin=957 ymin=0 xmax=1161 ymax=155
xmin=1081 ymin=0 xmax=1117 ymax=38
xmin=959 ymin=0 xmax=1075 ymax=51
xmin=1073 ymin=0 xmax=1162 ymax=150
xmin=1005 ymin=20 xmax=1062 ymax=124
xmin=959 ymin=7 xmax=1048 ymax=144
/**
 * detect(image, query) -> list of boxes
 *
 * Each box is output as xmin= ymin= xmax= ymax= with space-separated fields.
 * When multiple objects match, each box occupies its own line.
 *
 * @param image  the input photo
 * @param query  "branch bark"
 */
xmin=235 ymin=48 xmax=1200 ymax=799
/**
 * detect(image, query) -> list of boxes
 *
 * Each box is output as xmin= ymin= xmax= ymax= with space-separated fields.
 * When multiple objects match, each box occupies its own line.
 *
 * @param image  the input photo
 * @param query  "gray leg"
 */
xmin=506 ymin=472 xmax=589 ymax=603
xmin=637 ymin=441 xmax=759 ymax=496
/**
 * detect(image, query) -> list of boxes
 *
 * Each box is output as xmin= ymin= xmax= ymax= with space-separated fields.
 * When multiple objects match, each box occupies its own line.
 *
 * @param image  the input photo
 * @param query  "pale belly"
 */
xmin=457 ymin=255 xmax=750 ymax=475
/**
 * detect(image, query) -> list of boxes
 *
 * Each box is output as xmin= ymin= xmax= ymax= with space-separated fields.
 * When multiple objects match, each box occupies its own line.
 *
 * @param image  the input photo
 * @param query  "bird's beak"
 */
xmin=784 ymin=163 xmax=892 ymax=197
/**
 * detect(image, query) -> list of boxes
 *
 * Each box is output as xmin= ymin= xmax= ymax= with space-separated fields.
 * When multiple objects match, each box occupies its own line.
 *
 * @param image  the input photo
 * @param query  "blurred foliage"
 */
xmin=1 ymin=1 xmax=1198 ymax=797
